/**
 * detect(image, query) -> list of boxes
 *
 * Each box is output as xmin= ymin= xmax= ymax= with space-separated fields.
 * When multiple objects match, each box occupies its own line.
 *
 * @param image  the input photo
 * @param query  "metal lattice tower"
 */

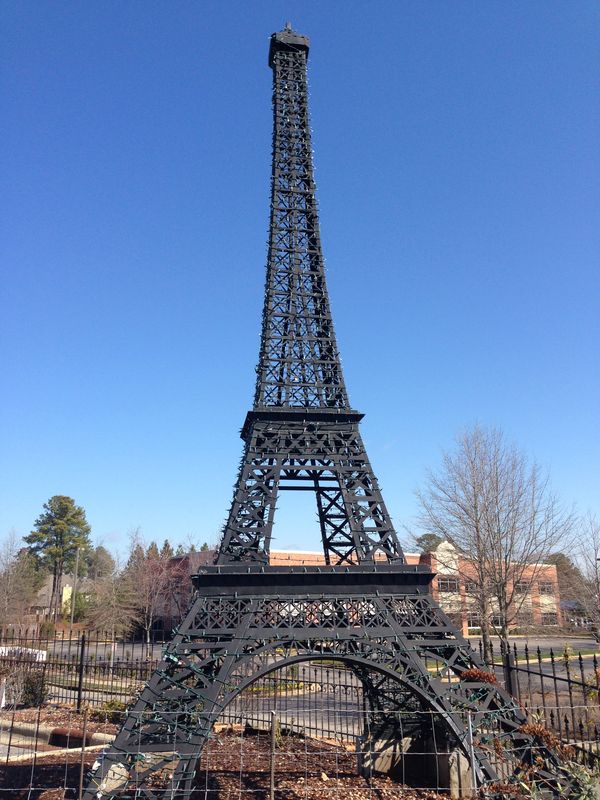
xmin=217 ymin=26 xmax=403 ymax=566
xmin=85 ymin=26 xmax=580 ymax=800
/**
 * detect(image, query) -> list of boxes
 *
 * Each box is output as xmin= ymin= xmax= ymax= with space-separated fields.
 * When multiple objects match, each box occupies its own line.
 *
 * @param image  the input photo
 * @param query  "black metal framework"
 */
xmin=86 ymin=568 xmax=578 ymax=798
xmin=257 ymin=29 xmax=346 ymax=411
xmin=218 ymin=414 xmax=403 ymax=565
xmin=217 ymin=25 xmax=402 ymax=566
xmin=85 ymin=24 xmax=581 ymax=799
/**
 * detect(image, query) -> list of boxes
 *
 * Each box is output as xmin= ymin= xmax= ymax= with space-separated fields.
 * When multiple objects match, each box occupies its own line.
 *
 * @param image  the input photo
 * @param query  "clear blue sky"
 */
xmin=2 ymin=1 xmax=599 ymax=558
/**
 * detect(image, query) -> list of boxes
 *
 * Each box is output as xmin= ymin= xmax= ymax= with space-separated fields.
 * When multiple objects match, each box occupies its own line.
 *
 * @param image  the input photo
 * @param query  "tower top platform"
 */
xmin=269 ymin=24 xmax=310 ymax=67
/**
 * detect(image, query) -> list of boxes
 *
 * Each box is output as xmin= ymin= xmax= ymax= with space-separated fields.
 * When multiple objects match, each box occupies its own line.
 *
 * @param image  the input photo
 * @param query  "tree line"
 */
xmin=0 ymin=496 xmax=210 ymax=647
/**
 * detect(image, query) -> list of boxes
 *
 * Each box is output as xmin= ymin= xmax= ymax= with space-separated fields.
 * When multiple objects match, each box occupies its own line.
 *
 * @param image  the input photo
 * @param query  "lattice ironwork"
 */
xmin=216 ymin=24 xmax=403 ymax=566
xmin=86 ymin=568 xmax=578 ymax=798
xmin=218 ymin=417 xmax=403 ymax=564
xmin=256 ymin=29 xmax=346 ymax=410
xmin=85 ymin=24 xmax=583 ymax=800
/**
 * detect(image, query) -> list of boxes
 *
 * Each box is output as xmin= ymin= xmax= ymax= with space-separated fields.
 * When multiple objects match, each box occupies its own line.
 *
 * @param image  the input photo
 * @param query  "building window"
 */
xmin=538 ymin=582 xmax=555 ymax=596
xmin=514 ymin=581 xmax=528 ymax=594
xmin=464 ymin=580 xmax=478 ymax=594
xmin=541 ymin=612 xmax=558 ymax=626
xmin=516 ymin=610 xmax=533 ymax=626
xmin=438 ymin=577 xmax=459 ymax=593
xmin=467 ymin=613 xmax=480 ymax=628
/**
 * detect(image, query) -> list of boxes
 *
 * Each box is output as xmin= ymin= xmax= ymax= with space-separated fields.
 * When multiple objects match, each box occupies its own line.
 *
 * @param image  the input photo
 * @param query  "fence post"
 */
xmin=467 ymin=711 xmax=477 ymax=793
xmin=5 ymin=706 xmax=16 ymax=763
xmin=270 ymin=710 xmax=277 ymax=800
xmin=76 ymin=633 xmax=86 ymax=712
xmin=79 ymin=706 xmax=89 ymax=800
xmin=502 ymin=648 xmax=518 ymax=700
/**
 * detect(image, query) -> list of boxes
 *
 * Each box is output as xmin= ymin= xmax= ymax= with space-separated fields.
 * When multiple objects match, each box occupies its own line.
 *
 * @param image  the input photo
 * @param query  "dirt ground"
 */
xmin=1 ymin=707 xmax=119 ymax=736
xmin=0 ymin=728 xmax=447 ymax=799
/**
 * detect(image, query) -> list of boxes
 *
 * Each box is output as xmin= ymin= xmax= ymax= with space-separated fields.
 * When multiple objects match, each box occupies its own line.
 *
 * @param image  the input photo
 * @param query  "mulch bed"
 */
xmin=0 ymin=707 xmax=119 ymax=736
xmin=0 ymin=728 xmax=447 ymax=799
xmin=195 ymin=728 xmax=446 ymax=798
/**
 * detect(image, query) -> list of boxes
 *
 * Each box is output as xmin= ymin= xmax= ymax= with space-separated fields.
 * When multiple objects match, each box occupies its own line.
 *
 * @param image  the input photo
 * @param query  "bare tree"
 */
xmin=575 ymin=515 xmax=600 ymax=636
xmin=0 ymin=531 xmax=42 ymax=630
xmin=87 ymin=559 xmax=138 ymax=666
xmin=160 ymin=555 xmax=191 ymax=629
xmin=416 ymin=425 xmax=574 ymax=661
xmin=122 ymin=532 xmax=188 ymax=656
xmin=545 ymin=551 xmax=587 ymax=626
xmin=0 ymin=533 xmax=22 ymax=626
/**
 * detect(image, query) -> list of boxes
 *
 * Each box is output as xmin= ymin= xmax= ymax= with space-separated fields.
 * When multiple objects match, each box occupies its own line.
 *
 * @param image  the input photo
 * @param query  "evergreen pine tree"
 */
xmin=25 ymin=496 xmax=92 ymax=621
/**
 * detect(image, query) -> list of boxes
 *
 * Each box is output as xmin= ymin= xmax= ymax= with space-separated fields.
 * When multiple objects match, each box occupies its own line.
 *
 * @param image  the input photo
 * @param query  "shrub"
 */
xmin=39 ymin=620 xmax=55 ymax=638
xmin=518 ymin=722 xmax=561 ymax=751
xmin=459 ymin=666 xmax=498 ymax=685
xmin=584 ymin=668 xmax=600 ymax=700
xmin=3 ymin=667 xmax=48 ymax=708
xmin=21 ymin=669 xmax=48 ymax=707
xmin=89 ymin=698 xmax=127 ymax=725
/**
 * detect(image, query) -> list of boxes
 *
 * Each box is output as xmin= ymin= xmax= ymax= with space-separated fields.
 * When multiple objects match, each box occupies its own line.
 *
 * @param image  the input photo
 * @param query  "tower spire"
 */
xmin=217 ymin=27 xmax=404 ymax=565
xmin=260 ymin=28 xmax=341 ymax=408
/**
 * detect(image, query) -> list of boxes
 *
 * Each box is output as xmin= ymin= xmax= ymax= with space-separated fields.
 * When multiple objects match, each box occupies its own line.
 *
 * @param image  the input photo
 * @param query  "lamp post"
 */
xmin=69 ymin=547 xmax=80 ymax=640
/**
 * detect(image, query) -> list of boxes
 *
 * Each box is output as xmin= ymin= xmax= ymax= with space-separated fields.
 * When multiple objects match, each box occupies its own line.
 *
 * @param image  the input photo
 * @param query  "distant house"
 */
xmin=31 ymin=574 xmax=73 ymax=619
xmin=0 ymin=574 xmax=74 ymax=638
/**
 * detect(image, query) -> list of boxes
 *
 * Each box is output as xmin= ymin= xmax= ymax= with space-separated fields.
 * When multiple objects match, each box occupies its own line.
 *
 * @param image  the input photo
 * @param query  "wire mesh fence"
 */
xmin=2 ymin=701 xmax=599 ymax=798
xmin=2 ymin=635 xmax=600 ymax=797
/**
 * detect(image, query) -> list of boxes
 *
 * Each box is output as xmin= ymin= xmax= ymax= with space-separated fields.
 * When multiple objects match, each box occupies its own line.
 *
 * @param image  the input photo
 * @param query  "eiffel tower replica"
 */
xmin=87 ymin=25 xmax=578 ymax=799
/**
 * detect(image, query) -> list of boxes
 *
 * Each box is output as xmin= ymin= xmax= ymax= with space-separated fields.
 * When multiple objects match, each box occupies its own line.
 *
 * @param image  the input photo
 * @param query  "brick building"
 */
xmin=422 ymin=541 xmax=561 ymax=635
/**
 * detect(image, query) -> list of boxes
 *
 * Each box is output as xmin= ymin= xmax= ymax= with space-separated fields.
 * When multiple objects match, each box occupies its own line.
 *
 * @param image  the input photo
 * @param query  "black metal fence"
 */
xmin=219 ymin=663 xmax=365 ymax=743
xmin=497 ymin=642 xmax=600 ymax=765
xmin=0 ymin=634 xmax=364 ymax=740
xmin=0 ymin=628 xmax=168 ymax=659
xmin=0 ymin=631 xmax=163 ymax=711
xmin=2 ymin=631 xmax=600 ymax=767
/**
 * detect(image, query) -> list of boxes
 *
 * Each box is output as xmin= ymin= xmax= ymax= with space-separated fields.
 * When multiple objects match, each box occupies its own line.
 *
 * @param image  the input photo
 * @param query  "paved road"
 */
xmin=43 ymin=639 xmax=165 ymax=662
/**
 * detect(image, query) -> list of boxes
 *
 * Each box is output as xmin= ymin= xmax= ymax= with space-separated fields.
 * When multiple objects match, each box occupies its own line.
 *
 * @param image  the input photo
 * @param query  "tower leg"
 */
xmin=85 ymin=567 xmax=581 ymax=799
